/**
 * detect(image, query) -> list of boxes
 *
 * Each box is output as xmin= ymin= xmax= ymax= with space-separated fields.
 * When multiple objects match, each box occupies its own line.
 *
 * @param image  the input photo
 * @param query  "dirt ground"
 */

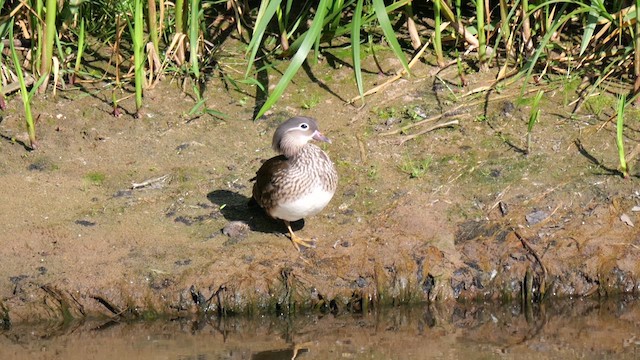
xmin=1 ymin=49 xmax=640 ymax=324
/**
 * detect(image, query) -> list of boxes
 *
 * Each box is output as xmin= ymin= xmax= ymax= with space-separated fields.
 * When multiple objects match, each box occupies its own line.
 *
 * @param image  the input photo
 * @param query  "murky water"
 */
xmin=2 ymin=297 xmax=640 ymax=359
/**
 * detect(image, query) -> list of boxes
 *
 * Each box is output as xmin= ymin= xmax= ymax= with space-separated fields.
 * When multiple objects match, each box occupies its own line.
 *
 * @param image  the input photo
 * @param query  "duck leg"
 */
xmin=285 ymin=221 xmax=316 ymax=251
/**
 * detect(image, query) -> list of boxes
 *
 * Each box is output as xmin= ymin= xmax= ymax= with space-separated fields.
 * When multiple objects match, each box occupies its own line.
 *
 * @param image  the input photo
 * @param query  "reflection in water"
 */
xmin=2 ymin=297 xmax=640 ymax=359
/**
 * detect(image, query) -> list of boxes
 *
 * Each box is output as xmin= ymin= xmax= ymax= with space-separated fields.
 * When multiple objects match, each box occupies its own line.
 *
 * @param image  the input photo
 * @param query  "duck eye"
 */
xmin=300 ymin=123 xmax=309 ymax=129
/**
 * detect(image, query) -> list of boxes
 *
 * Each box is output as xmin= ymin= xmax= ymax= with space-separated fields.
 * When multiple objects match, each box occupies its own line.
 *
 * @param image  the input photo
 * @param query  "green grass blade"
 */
xmin=253 ymin=0 xmax=329 ymax=120
xmin=203 ymin=108 xmax=228 ymax=119
xmin=527 ymin=90 xmax=544 ymax=133
xmin=188 ymin=97 xmax=206 ymax=116
xmin=245 ymin=0 xmax=282 ymax=78
xmin=580 ymin=0 xmax=601 ymax=56
xmin=28 ymin=74 xmax=49 ymax=100
xmin=372 ymin=0 xmax=410 ymax=75
xmin=616 ymin=94 xmax=628 ymax=178
xmin=9 ymin=21 xmax=37 ymax=148
xmin=351 ymin=0 xmax=365 ymax=105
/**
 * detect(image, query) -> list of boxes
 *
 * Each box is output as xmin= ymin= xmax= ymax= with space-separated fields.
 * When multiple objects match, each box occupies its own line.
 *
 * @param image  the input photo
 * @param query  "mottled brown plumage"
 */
xmin=252 ymin=116 xmax=338 ymax=250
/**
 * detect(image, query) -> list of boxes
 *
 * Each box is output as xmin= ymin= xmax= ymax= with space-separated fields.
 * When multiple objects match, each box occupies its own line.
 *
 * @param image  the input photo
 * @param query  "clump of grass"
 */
xmin=367 ymin=165 xmax=379 ymax=180
xmin=301 ymin=95 xmax=320 ymax=109
xmin=85 ymin=172 xmax=106 ymax=185
xmin=615 ymin=95 xmax=629 ymax=179
xmin=584 ymin=93 xmax=616 ymax=117
xmin=373 ymin=106 xmax=399 ymax=121
xmin=400 ymin=156 xmax=432 ymax=179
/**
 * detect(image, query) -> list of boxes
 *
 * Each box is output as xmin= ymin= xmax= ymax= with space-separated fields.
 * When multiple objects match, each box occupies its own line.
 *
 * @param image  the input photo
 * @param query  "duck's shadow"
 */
xmin=207 ymin=189 xmax=304 ymax=234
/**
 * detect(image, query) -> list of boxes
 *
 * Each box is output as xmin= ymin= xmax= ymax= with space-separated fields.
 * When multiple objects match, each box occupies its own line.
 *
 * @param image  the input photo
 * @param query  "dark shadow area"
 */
xmin=574 ymin=139 xmax=621 ymax=176
xmin=490 ymin=128 xmax=527 ymax=155
xmin=431 ymin=70 xmax=464 ymax=112
xmin=57 ymin=75 xmax=138 ymax=118
xmin=252 ymin=57 xmax=270 ymax=120
xmin=207 ymin=189 xmax=304 ymax=236
xmin=322 ymin=50 xmax=378 ymax=76
xmin=300 ymin=60 xmax=347 ymax=103
xmin=0 ymin=127 xmax=34 ymax=151
xmin=480 ymin=96 xmax=529 ymax=155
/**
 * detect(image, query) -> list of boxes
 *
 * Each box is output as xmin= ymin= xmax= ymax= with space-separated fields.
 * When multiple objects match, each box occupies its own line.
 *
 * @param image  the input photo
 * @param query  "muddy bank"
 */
xmin=1 ymin=60 xmax=640 ymax=323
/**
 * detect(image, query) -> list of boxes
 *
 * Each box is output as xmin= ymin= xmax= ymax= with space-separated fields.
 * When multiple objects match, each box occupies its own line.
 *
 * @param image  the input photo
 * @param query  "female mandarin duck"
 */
xmin=252 ymin=116 xmax=338 ymax=251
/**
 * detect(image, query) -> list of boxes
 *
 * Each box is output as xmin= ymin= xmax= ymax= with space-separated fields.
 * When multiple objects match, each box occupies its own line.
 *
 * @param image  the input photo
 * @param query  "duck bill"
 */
xmin=312 ymin=130 xmax=332 ymax=144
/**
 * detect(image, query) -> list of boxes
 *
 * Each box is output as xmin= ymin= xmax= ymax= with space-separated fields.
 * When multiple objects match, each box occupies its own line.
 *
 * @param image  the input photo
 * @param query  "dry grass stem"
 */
xmin=397 ymin=120 xmax=460 ymax=145
xmin=348 ymin=38 xmax=431 ymax=104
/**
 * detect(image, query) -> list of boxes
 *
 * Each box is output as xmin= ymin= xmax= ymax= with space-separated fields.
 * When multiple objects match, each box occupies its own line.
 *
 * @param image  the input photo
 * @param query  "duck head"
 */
xmin=272 ymin=116 xmax=331 ymax=158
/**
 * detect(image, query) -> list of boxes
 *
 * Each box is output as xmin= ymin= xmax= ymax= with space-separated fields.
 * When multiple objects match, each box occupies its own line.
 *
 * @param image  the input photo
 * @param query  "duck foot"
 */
xmin=285 ymin=221 xmax=316 ymax=251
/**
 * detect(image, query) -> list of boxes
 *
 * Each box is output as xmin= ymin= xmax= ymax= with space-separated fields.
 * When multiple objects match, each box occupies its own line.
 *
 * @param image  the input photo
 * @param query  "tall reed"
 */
xmin=616 ymin=95 xmax=629 ymax=179
xmin=148 ymin=0 xmax=159 ymax=56
xmin=189 ymin=0 xmax=201 ymax=80
xmin=71 ymin=16 xmax=86 ymax=85
xmin=133 ymin=0 xmax=145 ymax=118
xmin=254 ymin=0 xmax=331 ymax=119
xmin=9 ymin=22 xmax=46 ymax=149
xmin=433 ymin=0 xmax=444 ymax=67
xmin=476 ymin=0 xmax=486 ymax=69
xmin=351 ymin=0 xmax=365 ymax=104
xmin=38 ymin=0 xmax=57 ymax=93
xmin=175 ymin=0 xmax=187 ymax=64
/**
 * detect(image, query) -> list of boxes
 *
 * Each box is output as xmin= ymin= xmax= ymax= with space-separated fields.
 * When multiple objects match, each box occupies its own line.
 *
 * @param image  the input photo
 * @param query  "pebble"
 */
xmin=222 ymin=221 xmax=250 ymax=238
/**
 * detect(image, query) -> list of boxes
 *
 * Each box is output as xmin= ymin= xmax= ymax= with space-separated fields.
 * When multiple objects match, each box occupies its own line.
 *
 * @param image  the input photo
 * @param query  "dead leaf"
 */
xmin=620 ymin=213 xmax=634 ymax=227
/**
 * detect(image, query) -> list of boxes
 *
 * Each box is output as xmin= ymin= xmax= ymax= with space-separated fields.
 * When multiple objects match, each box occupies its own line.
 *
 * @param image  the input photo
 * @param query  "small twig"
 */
xmin=514 ymin=230 xmax=548 ymax=296
xmin=397 ymin=120 xmax=459 ymax=145
xmin=582 ymin=285 xmax=599 ymax=297
xmin=380 ymin=105 xmax=464 ymax=136
xmin=489 ymin=185 xmax=512 ymax=212
xmin=131 ymin=174 xmax=171 ymax=189
xmin=610 ymin=243 xmax=640 ymax=250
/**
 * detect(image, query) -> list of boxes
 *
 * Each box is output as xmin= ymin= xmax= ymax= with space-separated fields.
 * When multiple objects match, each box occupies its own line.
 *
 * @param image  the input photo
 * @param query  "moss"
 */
xmin=85 ymin=171 xmax=106 ymax=185
xmin=584 ymin=92 xmax=616 ymax=116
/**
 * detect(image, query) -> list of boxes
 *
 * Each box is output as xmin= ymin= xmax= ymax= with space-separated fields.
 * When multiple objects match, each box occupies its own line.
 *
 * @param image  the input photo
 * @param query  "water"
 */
xmin=2 ymin=297 xmax=639 ymax=359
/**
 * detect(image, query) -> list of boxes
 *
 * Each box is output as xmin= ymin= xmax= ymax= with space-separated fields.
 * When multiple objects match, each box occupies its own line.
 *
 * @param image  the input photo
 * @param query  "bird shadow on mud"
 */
xmin=207 ymin=189 xmax=305 ymax=236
